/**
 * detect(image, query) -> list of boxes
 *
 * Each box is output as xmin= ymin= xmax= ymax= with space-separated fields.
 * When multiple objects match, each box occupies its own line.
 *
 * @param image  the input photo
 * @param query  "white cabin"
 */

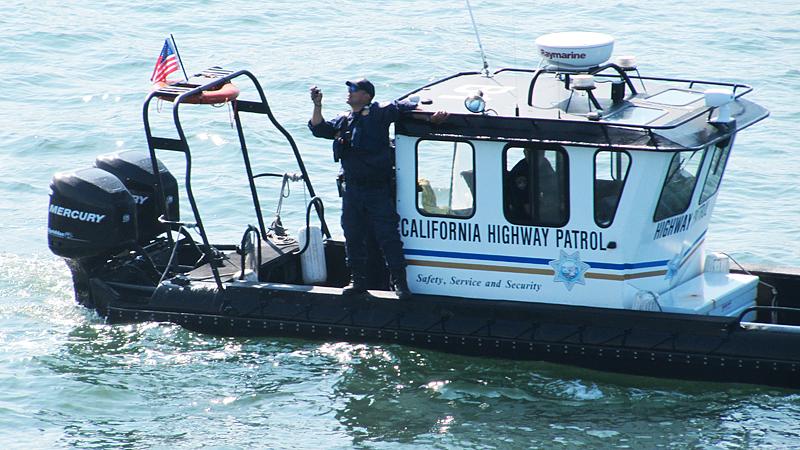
xmin=391 ymin=33 xmax=768 ymax=317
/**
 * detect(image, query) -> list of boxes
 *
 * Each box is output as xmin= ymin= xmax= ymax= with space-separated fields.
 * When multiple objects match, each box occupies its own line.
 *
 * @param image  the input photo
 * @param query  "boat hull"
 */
xmin=86 ymin=272 xmax=800 ymax=389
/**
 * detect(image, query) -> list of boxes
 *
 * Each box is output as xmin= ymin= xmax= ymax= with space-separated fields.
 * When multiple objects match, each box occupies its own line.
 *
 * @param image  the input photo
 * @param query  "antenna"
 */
xmin=170 ymin=33 xmax=189 ymax=82
xmin=465 ymin=0 xmax=490 ymax=77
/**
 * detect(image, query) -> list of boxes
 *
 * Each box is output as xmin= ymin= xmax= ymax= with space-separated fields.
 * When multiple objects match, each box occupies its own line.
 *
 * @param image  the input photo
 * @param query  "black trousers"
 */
xmin=341 ymin=180 xmax=406 ymax=279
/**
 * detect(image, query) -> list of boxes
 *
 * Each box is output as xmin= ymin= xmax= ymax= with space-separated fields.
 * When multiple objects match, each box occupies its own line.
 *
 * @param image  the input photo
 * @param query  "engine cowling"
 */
xmin=95 ymin=150 xmax=179 ymax=243
xmin=48 ymin=167 xmax=137 ymax=259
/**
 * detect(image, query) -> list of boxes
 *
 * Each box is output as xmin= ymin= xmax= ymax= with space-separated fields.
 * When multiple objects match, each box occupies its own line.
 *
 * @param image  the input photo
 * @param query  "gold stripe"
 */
xmin=585 ymin=272 xmax=626 ymax=281
xmin=624 ymin=269 xmax=668 ymax=280
xmin=407 ymin=259 xmax=667 ymax=280
xmin=586 ymin=270 xmax=669 ymax=281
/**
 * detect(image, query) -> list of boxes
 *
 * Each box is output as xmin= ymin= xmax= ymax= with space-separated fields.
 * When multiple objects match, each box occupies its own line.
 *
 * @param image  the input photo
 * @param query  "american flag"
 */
xmin=150 ymin=38 xmax=180 ymax=83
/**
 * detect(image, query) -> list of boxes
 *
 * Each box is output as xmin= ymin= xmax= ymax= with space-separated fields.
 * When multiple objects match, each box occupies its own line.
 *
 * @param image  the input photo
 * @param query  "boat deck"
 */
xmin=187 ymin=236 xmax=299 ymax=283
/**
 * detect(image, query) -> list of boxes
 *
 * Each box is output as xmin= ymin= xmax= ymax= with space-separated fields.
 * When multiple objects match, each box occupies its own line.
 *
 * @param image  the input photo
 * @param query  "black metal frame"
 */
xmin=142 ymin=67 xmax=330 ymax=291
xmin=525 ymin=63 xmax=640 ymax=109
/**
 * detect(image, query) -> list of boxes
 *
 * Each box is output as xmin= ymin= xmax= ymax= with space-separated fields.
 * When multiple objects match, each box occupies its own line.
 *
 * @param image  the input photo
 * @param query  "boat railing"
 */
xmin=401 ymin=67 xmax=767 ymax=151
xmin=518 ymin=65 xmax=754 ymax=113
xmin=143 ymin=67 xmax=330 ymax=292
xmin=736 ymin=306 xmax=800 ymax=333
xmin=516 ymin=65 xmax=755 ymax=133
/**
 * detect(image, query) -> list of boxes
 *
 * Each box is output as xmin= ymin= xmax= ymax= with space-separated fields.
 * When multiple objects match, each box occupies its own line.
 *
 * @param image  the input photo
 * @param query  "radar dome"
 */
xmin=536 ymin=32 xmax=615 ymax=70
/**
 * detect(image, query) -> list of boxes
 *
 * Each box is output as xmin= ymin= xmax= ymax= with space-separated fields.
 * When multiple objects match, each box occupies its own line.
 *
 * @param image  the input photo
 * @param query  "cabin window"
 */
xmin=653 ymin=149 xmax=705 ymax=221
xmin=594 ymin=150 xmax=630 ymax=227
xmin=415 ymin=140 xmax=475 ymax=218
xmin=503 ymin=146 xmax=569 ymax=227
xmin=699 ymin=139 xmax=732 ymax=204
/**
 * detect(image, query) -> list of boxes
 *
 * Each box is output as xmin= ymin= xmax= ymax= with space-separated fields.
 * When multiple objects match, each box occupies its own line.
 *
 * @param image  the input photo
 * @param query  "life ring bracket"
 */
xmin=152 ymin=80 xmax=240 ymax=105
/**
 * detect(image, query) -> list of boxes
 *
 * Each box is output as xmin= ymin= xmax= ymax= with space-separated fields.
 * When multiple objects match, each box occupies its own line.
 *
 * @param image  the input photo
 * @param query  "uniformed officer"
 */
xmin=308 ymin=78 xmax=445 ymax=300
xmin=507 ymin=149 xmax=560 ymax=224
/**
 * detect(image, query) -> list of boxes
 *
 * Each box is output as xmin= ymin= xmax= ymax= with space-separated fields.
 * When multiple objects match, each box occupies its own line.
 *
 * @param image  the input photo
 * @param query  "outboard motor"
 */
xmin=48 ymin=167 xmax=137 ymax=260
xmin=95 ymin=150 xmax=179 ymax=243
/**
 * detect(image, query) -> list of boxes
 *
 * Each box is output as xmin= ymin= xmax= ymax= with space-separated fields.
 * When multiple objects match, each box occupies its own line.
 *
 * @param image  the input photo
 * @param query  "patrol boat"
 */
xmin=48 ymin=33 xmax=800 ymax=388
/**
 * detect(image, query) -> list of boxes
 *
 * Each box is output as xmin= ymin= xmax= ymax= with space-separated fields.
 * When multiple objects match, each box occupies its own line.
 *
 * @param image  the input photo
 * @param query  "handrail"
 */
xmin=297 ymin=197 xmax=326 ymax=256
xmin=526 ymin=63 xmax=640 ymax=109
xmin=238 ymin=225 xmax=262 ymax=281
xmin=495 ymin=65 xmax=754 ymax=105
xmin=399 ymin=66 xmax=761 ymax=142
xmin=523 ymin=68 xmax=754 ymax=132
xmin=735 ymin=305 xmax=800 ymax=325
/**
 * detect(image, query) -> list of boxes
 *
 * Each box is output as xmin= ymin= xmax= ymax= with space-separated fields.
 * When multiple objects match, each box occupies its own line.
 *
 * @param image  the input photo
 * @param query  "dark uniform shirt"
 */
xmin=308 ymin=100 xmax=417 ymax=182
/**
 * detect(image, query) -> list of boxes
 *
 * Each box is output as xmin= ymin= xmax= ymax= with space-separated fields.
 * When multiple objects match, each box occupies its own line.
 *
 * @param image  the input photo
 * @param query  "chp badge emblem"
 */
xmin=549 ymin=250 xmax=590 ymax=291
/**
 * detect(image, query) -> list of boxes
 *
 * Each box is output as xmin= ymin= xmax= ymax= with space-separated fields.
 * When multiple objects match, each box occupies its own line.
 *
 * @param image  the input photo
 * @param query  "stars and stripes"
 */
xmin=150 ymin=38 xmax=180 ymax=83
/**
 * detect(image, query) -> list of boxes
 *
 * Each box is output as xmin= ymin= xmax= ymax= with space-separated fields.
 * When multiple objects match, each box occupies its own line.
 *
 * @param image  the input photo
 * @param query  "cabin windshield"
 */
xmin=503 ymin=146 xmax=569 ymax=227
xmin=654 ymin=149 xmax=705 ymax=221
xmin=416 ymin=140 xmax=475 ymax=218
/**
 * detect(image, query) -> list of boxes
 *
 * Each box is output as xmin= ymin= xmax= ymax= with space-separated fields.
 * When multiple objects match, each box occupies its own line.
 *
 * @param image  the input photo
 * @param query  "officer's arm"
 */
xmin=385 ymin=100 xmax=449 ymax=125
xmin=311 ymin=103 xmax=324 ymax=127
xmin=308 ymin=117 xmax=337 ymax=139
xmin=381 ymin=100 xmax=419 ymax=124
xmin=308 ymin=86 xmax=337 ymax=139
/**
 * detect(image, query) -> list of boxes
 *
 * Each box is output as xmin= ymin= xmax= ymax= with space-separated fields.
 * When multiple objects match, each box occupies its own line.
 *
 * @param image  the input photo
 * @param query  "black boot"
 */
xmin=343 ymin=272 xmax=368 ymax=295
xmin=390 ymin=268 xmax=413 ymax=301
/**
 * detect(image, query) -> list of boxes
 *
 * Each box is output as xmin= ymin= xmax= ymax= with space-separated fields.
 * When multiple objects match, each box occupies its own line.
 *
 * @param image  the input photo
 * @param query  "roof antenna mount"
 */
xmin=465 ymin=0 xmax=491 ymax=77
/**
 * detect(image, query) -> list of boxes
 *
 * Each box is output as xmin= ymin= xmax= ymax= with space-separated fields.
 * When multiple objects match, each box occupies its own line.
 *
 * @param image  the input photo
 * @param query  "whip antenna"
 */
xmin=465 ymin=0 xmax=490 ymax=77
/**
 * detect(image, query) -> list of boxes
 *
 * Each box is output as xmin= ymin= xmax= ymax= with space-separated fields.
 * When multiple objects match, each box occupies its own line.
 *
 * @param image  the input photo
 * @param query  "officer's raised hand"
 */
xmin=310 ymin=86 xmax=324 ymax=126
xmin=310 ymin=86 xmax=323 ymax=106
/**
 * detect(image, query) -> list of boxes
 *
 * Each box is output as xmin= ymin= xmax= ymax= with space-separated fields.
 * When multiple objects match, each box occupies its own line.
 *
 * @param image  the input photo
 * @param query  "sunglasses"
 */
xmin=348 ymin=84 xmax=361 ymax=93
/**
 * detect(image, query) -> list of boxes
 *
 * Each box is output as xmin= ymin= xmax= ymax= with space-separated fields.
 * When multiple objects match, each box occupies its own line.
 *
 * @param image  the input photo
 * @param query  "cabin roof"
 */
xmin=398 ymin=68 xmax=768 ymax=151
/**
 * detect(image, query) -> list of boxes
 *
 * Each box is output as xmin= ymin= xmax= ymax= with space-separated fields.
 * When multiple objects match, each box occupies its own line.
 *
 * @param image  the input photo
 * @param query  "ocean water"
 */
xmin=2 ymin=0 xmax=800 ymax=448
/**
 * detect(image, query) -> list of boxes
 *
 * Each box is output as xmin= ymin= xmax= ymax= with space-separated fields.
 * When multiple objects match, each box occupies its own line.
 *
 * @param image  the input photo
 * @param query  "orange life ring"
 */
xmin=153 ymin=81 xmax=240 ymax=104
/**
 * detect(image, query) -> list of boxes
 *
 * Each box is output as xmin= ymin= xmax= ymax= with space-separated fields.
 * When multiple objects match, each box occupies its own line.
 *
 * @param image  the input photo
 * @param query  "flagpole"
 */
xmin=170 ymin=34 xmax=189 ymax=82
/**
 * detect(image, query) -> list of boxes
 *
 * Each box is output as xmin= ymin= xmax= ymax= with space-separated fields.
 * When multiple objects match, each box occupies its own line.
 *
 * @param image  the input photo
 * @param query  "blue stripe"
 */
xmin=691 ymin=230 xmax=707 ymax=248
xmin=404 ymin=248 xmax=669 ymax=271
xmin=405 ymin=248 xmax=552 ymax=265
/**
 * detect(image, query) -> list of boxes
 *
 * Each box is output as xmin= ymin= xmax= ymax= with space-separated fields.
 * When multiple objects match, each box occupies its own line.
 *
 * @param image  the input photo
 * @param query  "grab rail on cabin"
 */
xmin=520 ymin=65 xmax=754 ymax=131
xmin=399 ymin=67 xmax=767 ymax=152
xmin=516 ymin=68 xmax=754 ymax=111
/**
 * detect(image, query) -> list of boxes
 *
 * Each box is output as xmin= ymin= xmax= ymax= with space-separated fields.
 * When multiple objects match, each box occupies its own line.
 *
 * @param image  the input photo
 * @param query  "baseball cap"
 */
xmin=346 ymin=78 xmax=375 ymax=98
